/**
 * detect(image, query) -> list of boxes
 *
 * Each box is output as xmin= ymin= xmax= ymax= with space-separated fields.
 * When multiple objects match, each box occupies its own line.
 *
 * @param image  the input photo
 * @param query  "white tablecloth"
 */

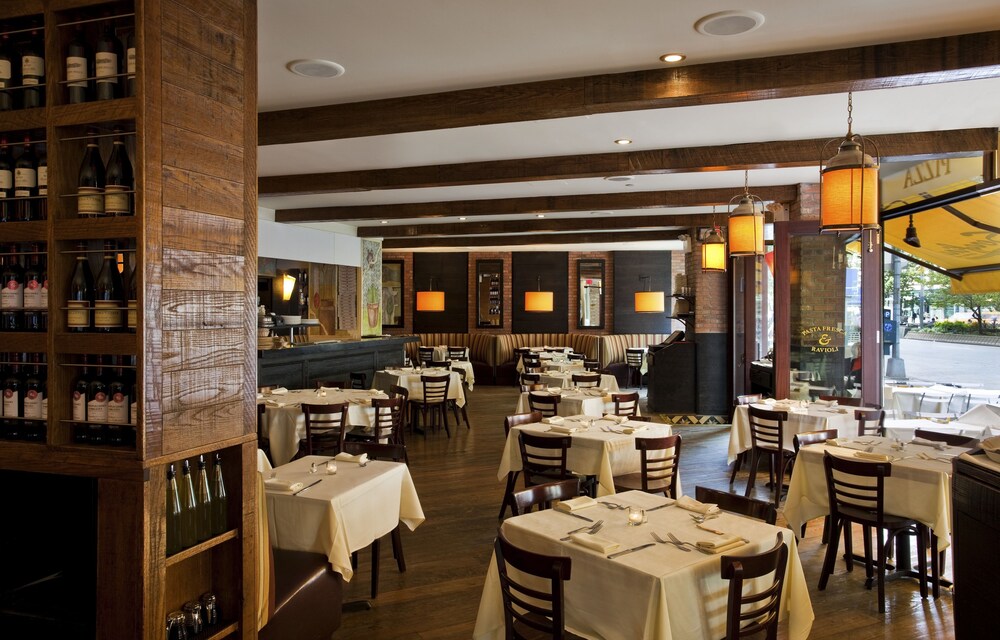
xmin=473 ymin=490 xmax=813 ymax=640
xmin=882 ymin=418 xmax=991 ymax=441
xmin=260 ymin=388 xmax=386 ymax=465
xmin=537 ymin=371 xmax=619 ymax=392
xmin=265 ymin=455 xmax=425 ymax=581
xmin=372 ymin=368 xmax=466 ymax=406
xmin=516 ymin=389 xmax=640 ymax=419
xmin=782 ymin=436 xmax=965 ymax=552
xmin=885 ymin=384 xmax=1000 ymax=417
xmin=498 ymin=416 xmax=671 ymax=497
xmin=728 ymin=402 xmax=858 ymax=465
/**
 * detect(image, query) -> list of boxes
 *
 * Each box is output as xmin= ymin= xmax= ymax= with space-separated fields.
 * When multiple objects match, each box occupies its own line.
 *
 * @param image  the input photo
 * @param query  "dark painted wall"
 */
xmin=413 ymin=253 xmax=469 ymax=332
xmin=512 ymin=253 xmax=569 ymax=333
xmin=613 ymin=251 xmax=672 ymax=333
xmin=695 ymin=332 xmax=729 ymax=414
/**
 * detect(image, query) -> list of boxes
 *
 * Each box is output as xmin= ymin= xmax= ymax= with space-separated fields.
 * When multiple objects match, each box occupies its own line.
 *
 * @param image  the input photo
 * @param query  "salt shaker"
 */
xmin=182 ymin=601 xmax=203 ymax=635
xmin=200 ymin=592 xmax=219 ymax=626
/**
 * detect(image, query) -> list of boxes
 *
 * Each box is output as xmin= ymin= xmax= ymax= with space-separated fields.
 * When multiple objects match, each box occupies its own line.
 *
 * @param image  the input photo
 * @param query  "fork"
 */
xmin=560 ymin=520 xmax=604 ymax=541
xmin=599 ymin=501 xmax=627 ymax=510
xmin=689 ymin=513 xmax=719 ymax=524
xmin=650 ymin=531 xmax=690 ymax=552
xmin=667 ymin=532 xmax=713 ymax=554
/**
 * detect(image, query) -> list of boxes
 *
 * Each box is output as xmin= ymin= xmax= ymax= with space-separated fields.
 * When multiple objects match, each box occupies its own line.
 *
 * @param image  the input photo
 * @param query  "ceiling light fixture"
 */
xmin=458 ymin=216 xmax=467 ymax=221
xmin=904 ymin=214 xmax=921 ymax=248
xmin=727 ymin=171 xmax=765 ymax=257
xmin=285 ymin=59 xmax=346 ymax=78
xmin=702 ymin=206 xmax=727 ymax=272
xmin=634 ymin=275 xmax=665 ymax=313
xmin=614 ymin=138 xmax=632 ymax=145
xmin=659 ymin=53 xmax=686 ymax=63
xmin=604 ymin=176 xmax=635 ymax=183
xmin=695 ymin=10 xmax=765 ymax=36
xmin=525 ymin=276 xmax=553 ymax=313
xmin=820 ymin=91 xmax=880 ymax=251
xmin=380 ymin=220 xmax=388 ymax=224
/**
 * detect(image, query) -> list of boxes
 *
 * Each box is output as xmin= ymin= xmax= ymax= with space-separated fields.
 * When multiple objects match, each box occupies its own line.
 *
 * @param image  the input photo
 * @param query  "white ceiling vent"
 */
xmin=286 ymin=59 xmax=346 ymax=78
xmin=695 ymin=10 xmax=765 ymax=37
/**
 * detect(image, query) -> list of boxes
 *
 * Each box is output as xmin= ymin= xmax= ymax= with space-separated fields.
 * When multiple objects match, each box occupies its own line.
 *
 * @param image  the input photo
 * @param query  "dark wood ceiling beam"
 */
xmin=259 ymin=128 xmax=996 ymax=196
xmin=275 ymin=185 xmax=798 ymax=223
xmin=258 ymin=32 xmax=1000 ymax=146
xmin=359 ymin=213 xmax=725 ymax=238
xmin=382 ymin=230 xmax=686 ymax=249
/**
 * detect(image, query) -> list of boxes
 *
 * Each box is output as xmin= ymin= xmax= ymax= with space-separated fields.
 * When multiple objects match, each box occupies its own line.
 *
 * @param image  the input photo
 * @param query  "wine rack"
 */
xmin=0 ymin=1 xmax=258 ymax=638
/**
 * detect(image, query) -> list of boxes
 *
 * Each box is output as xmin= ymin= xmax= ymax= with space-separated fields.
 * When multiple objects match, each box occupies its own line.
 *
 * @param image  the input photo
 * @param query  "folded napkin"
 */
xmin=547 ymin=387 xmax=563 ymax=395
xmin=676 ymin=495 xmax=720 ymax=515
xmin=264 ymin=478 xmax=304 ymax=493
xmin=602 ymin=414 xmax=628 ymax=424
xmin=910 ymin=437 xmax=948 ymax=450
xmin=265 ymin=399 xmax=287 ymax=408
xmin=826 ymin=438 xmax=846 ymax=446
xmin=334 ymin=452 xmax=369 ymax=465
xmin=547 ymin=424 xmax=579 ymax=434
xmin=620 ymin=424 xmax=648 ymax=434
xmin=541 ymin=416 xmax=565 ymax=425
xmin=318 ymin=386 xmax=340 ymax=391
xmin=770 ymin=403 xmax=793 ymax=412
xmin=554 ymin=496 xmax=598 ymax=513
xmin=269 ymin=387 xmax=288 ymax=395
xmin=570 ymin=533 xmax=620 ymax=554
xmin=854 ymin=451 xmax=892 ymax=462
xmin=696 ymin=536 xmax=745 ymax=554
xmin=812 ymin=399 xmax=837 ymax=407
xmin=369 ymin=389 xmax=384 ymax=395
xmin=256 ymin=392 xmax=264 ymax=400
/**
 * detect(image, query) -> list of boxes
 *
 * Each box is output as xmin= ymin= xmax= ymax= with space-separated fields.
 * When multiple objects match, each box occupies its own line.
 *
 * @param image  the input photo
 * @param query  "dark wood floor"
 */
xmin=334 ymin=385 xmax=955 ymax=639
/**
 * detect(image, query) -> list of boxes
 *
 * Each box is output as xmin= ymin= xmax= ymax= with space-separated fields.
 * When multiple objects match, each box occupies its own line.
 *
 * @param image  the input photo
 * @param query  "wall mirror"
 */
xmin=578 ymin=259 xmax=605 ymax=328
xmin=476 ymin=260 xmax=503 ymax=327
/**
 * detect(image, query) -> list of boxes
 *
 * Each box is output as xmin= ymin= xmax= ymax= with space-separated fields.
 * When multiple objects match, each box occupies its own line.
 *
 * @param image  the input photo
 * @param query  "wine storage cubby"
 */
xmin=0 ymin=350 xmax=47 ymax=443
xmin=0 ymin=14 xmax=45 ymax=112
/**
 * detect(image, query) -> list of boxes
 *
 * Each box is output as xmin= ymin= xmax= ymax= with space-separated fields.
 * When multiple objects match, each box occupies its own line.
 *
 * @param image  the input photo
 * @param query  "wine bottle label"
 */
xmin=88 ymin=393 xmax=109 ymax=422
xmin=95 ymin=52 xmax=118 ymax=83
xmin=0 ymin=60 xmax=9 ymax=86
xmin=72 ymin=391 xmax=86 ymax=421
xmin=66 ymin=56 xmax=87 ymax=87
xmin=1 ymin=280 xmax=22 ymax=308
xmin=41 ymin=396 xmax=47 ymax=420
xmin=107 ymin=392 xmax=128 ymax=424
xmin=2 ymin=390 xmax=18 ymax=418
xmin=127 ymin=48 xmax=136 ymax=75
xmin=130 ymin=400 xmax=137 ymax=425
xmin=24 ymin=390 xmax=43 ymax=419
xmin=78 ymin=187 xmax=104 ymax=216
xmin=22 ymin=56 xmax=44 ymax=81
xmin=94 ymin=300 xmax=123 ymax=329
xmin=67 ymin=300 xmax=91 ymax=329
xmin=104 ymin=185 xmax=130 ymax=215
xmin=40 ymin=279 xmax=47 ymax=306
xmin=127 ymin=299 xmax=137 ymax=329
xmin=24 ymin=278 xmax=42 ymax=308
xmin=38 ymin=166 xmax=47 ymax=188
xmin=15 ymin=168 xmax=36 ymax=194
xmin=0 ymin=169 xmax=11 ymax=190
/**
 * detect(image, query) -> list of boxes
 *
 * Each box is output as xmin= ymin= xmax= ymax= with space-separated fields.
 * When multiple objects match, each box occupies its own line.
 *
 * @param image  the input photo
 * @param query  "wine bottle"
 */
xmin=128 ymin=355 xmax=138 ymax=431
xmin=210 ymin=452 xmax=228 ymax=536
xmin=94 ymin=241 xmax=123 ymax=332
xmin=2 ymin=352 xmax=22 ymax=439
xmin=67 ymin=243 xmax=94 ymax=332
xmin=77 ymin=132 xmax=105 ymax=217
xmin=125 ymin=30 xmax=136 ymax=98
xmin=0 ymin=34 xmax=12 ymax=111
xmin=106 ymin=356 xmax=129 ymax=443
xmin=86 ymin=358 xmax=108 ymax=443
xmin=195 ymin=455 xmax=213 ymax=542
xmin=104 ymin=128 xmax=133 ymax=216
xmin=14 ymin=135 xmax=37 ymax=221
xmin=35 ymin=139 xmax=46 ymax=220
xmin=66 ymin=26 xmax=90 ymax=104
xmin=178 ymin=459 xmax=198 ymax=549
xmin=71 ymin=357 xmax=90 ymax=443
xmin=0 ymin=137 xmax=12 ymax=223
xmin=95 ymin=21 xmax=121 ymax=101
xmin=22 ymin=352 xmax=45 ymax=442
xmin=126 ymin=256 xmax=137 ymax=332
xmin=20 ymin=26 xmax=44 ymax=109
xmin=166 ymin=464 xmax=183 ymax=556
xmin=22 ymin=243 xmax=45 ymax=332
xmin=1 ymin=244 xmax=23 ymax=331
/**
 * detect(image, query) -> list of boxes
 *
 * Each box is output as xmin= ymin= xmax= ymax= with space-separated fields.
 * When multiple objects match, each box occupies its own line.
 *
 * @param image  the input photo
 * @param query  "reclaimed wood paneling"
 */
xmin=162 ymin=166 xmax=245 ymax=219
xmin=163 ymin=329 xmax=245 ymax=372
xmin=163 ymin=207 xmax=245 ymax=254
xmin=160 ymin=38 xmax=244 ymax=110
xmin=96 ymin=478 xmax=147 ymax=639
xmin=161 ymin=291 xmax=245 ymax=330
xmin=161 ymin=83 xmax=245 ymax=146
xmin=162 ymin=124 xmax=244 ymax=183
xmin=161 ymin=402 xmax=245 ymax=455
xmin=162 ymin=365 xmax=243 ymax=414
xmin=163 ymin=248 xmax=244 ymax=291
xmin=162 ymin=0 xmax=244 ymax=71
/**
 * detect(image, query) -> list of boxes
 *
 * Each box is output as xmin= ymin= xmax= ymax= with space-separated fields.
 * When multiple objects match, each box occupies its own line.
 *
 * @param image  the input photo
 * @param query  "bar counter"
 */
xmin=258 ymin=335 xmax=418 ymax=389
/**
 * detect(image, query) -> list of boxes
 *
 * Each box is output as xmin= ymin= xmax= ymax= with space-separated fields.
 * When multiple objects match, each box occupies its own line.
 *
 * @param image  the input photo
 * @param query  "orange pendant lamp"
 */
xmin=820 ymin=91 xmax=880 ymax=239
xmin=416 ymin=277 xmax=445 ymax=312
xmin=727 ymin=172 xmax=764 ymax=257
xmin=525 ymin=276 xmax=553 ymax=312
xmin=634 ymin=275 xmax=665 ymax=312
xmin=702 ymin=206 xmax=727 ymax=272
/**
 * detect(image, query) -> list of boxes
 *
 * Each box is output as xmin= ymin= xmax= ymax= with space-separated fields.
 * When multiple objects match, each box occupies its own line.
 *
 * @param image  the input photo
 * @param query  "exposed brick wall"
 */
xmin=671 ymin=250 xmax=687 ymax=333
xmin=791 ymin=183 xmax=820 ymax=221
xmin=686 ymin=234 xmax=729 ymax=334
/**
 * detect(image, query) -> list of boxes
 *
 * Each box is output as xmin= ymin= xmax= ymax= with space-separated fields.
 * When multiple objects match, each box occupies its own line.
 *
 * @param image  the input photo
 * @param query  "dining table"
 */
xmin=427 ymin=345 xmax=476 ymax=389
xmin=259 ymin=387 xmax=388 ymax=466
xmin=473 ymin=490 xmax=814 ymax=640
xmin=264 ymin=455 xmax=425 ymax=582
xmin=537 ymin=371 xmax=619 ymax=391
xmin=728 ymin=400 xmax=858 ymax=465
xmin=884 ymin=383 xmax=1000 ymax=417
xmin=372 ymin=367 xmax=466 ymax=406
xmin=516 ymin=347 xmax=574 ymax=373
xmin=882 ymin=418 xmax=992 ymax=441
xmin=498 ymin=415 xmax=670 ymax=497
xmin=515 ymin=388 xmax=638 ymax=419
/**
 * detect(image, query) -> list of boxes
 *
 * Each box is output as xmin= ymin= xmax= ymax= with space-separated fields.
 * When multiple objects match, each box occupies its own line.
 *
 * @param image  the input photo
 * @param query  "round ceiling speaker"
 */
xmin=286 ymin=59 xmax=346 ymax=78
xmin=695 ymin=10 xmax=765 ymax=37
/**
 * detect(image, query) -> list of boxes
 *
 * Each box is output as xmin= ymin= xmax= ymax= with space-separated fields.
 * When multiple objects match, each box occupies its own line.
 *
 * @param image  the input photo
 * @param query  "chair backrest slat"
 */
xmin=636 ymin=434 xmax=681 ymax=498
xmin=495 ymin=529 xmax=572 ymax=639
xmin=747 ymin=406 xmax=787 ymax=452
xmin=611 ymin=391 xmax=639 ymax=417
xmin=720 ymin=532 xmax=788 ymax=640
xmin=302 ymin=402 xmax=349 ymax=456
xmin=528 ymin=392 xmax=560 ymax=418
xmin=695 ymin=486 xmax=777 ymax=525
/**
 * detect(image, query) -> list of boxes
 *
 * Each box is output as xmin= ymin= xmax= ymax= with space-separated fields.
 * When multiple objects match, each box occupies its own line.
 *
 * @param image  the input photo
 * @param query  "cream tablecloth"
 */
xmin=260 ymin=388 xmax=386 ymax=465
xmin=473 ymin=490 xmax=813 ymax=640
xmin=882 ymin=418 xmax=991 ymax=441
xmin=498 ymin=416 xmax=671 ymax=497
xmin=427 ymin=347 xmax=476 ymax=389
xmin=265 ymin=455 xmax=425 ymax=581
xmin=885 ymin=384 xmax=1000 ymax=417
xmin=516 ymin=388 xmax=639 ymax=418
xmin=782 ymin=435 xmax=965 ymax=552
xmin=728 ymin=402 xmax=857 ymax=465
xmin=537 ymin=371 xmax=619 ymax=392
xmin=372 ymin=368 xmax=466 ymax=406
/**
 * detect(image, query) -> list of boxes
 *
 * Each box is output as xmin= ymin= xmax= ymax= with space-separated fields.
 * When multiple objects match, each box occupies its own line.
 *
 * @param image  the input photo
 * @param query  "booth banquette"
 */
xmin=403 ymin=333 xmax=498 ymax=382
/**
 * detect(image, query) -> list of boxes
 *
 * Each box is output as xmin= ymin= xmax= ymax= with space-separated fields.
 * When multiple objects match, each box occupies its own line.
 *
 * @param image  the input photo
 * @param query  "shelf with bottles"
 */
xmin=52 ymin=121 xmax=136 ymax=223
xmin=54 ymin=238 xmax=137 ymax=339
xmin=0 ymin=128 xmax=47 ymax=225
xmin=54 ymin=2 xmax=136 ymax=109
xmin=0 ymin=14 xmax=46 ymax=113
xmin=0 ymin=241 xmax=48 ymax=337
xmin=52 ymin=352 xmax=137 ymax=450
xmin=1 ymin=350 xmax=48 ymax=443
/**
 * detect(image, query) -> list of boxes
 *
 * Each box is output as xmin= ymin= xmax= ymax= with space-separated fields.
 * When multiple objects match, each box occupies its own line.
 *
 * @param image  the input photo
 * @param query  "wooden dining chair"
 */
xmin=856 ymin=408 xmax=886 ymax=437
xmin=522 ymin=352 xmax=542 ymax=371
xmin=527 ymin=391 xmax=561 ymax=418
xmin=301 ymin=403 xmax=349 ymax=457
xmin=417 ymin=346 xmax=435 ymax=366
xmin=720 ymin=532 xmax=788 ymax=640
xmin=314 ymin=379 xmax=348 ymax=389
xmin=430 ymin=359 xmax=452 ymax=370
xmin=613 ymin=434 xmax=682 ymax=498
xmin=499 ymin=411 xmax=543 ymax=520
xmin=583 ymin=359 xmax=601 ymax=372
xmin=694 ymin=486 xmax=777 ymax=525
xmin=913 ymin=428 xmax=979 ymax=448
xmin=511 ymin=478 xmax=582 ymax=516
xmin=450 ymin=365 xmax=472 ymax=430
xmin=349 ymin=372 xmax=367 ymax=389
xmin=494 ymin=528 xmax=583 ymax=640
xmin=570 ymin=372 xmax=601 ymax=388
xmin=729 ymin=394 xmax=763 ymax=485
xmin=413 ymin=374 xmax=451 ymax=437
xmin=819 ymin=451 xmax=931 ymax=613
xmin=517 ymin=431 xmax=574 ymax=488
xmin=567 ymin=352 xmax=585 ymax=361
xmin=818 ymin=394 xmax=863 ymax=407
xmin=791 ymin=429 xmax=838 ymax=540
xmin=744 ymin=406 xmax=794 ymax=507
xmin=388 ymin=384 xmax=411 ymax=437
xmin=611 ymin=391 xmax=639 ymax=417
xmin=520 ymin=372 xmax=542 ymax=386
xmin=356 ymin=396 xmax=408 ymax=464
xmin=448 ymin=346 xmax=468 ymax=361
xmin=520 ymin=383 xmax=546 ymax=393
xmin=625 ymin=348 xmax=645 ymax=389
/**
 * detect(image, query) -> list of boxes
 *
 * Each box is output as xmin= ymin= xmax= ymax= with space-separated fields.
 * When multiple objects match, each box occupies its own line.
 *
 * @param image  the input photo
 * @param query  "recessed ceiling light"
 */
xmin=458 ymin=217 xmax=467 ymax=221
xmin=605 ymin=175 xmax=635 ymax=182
xmin=659 ymin=53 xmax=686 ymax=63
xmin=695 ymin=10 xmax=765 ymax=37
xmin=380 ymin=220 xmax=388 ymax=224
xmin=536 ymin=214 xmax=545 ymax=218
xmin=286 ymin=59 xmax=346 ymax=78
xmin=614 ymin=138 xmax=632 ymax=145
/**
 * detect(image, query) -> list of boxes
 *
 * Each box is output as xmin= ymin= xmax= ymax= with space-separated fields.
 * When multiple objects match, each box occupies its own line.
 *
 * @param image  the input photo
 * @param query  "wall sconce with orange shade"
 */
xmin=416 ymin=277 xmax=445 ymax=312
xmin=524 ymin=276 xmax=553 ymax=312
xmin=281 ymin=273 xmax=297 ymax=301
xmin=634 ymin=275 xmax=665 ymax=312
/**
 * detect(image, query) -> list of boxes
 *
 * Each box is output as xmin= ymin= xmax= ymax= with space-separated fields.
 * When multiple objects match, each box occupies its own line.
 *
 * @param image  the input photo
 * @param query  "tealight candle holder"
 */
xmin=627 ymin=506 xmax=646 ymax=526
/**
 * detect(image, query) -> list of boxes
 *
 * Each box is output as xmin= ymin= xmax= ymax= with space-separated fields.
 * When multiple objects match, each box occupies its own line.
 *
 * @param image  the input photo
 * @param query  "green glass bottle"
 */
xmin=166 ymin=464 xmax=182 ymax=556
xmin=194 ymin=455 xmax=213 ymax=542
xmin=178 ymin=459 xmax=198 ymax=549
xmin=210 ymin=453 xmax=228 ymax=535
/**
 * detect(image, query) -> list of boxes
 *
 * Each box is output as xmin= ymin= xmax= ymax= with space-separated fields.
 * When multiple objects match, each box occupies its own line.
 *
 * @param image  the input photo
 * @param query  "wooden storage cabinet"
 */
xmin=0 ymin=1 xmax=258 ymax=638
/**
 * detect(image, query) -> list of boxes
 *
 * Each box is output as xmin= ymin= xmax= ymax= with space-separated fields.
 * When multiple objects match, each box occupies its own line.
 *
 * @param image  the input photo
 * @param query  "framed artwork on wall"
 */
xmin=382 ymin=259 xmax=404 ymax=328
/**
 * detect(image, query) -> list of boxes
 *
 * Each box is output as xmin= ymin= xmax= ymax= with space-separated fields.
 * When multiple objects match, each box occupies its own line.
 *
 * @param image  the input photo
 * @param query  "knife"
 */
xmin=292 ymin=479 xmax=322 ymax=495
xmin=559 ymin=510 xmax=593 ymax=523
xmin=607 ymin=543 xmax=656 ymax=559
xmin=647 ymin=502 xmax=674 ymax=512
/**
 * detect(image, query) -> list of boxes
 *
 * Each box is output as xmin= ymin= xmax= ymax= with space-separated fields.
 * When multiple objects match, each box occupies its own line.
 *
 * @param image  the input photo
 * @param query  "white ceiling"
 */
xmin=255 ymin=0 xmax=1000 ymax=251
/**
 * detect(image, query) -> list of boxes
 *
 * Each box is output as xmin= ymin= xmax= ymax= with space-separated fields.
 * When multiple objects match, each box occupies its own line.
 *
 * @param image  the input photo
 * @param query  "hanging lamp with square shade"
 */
xmin=728 ymin=171 xmax=765 ymax=257
xmin=525 ymin=275 xmax=553 ymax=312
xmin=634 ymin=275 xmax=665 ymax=312
xmin=416 ymin=277 xmax=445 ymax=312
xmin=820 ymin=91 xmax=880 ymax=246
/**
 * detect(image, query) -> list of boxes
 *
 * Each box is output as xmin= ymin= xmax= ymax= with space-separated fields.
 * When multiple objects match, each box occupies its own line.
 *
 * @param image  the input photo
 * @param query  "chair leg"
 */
xmin=876 ymin=529 xmax=886 ymax=613
xmin=498 ymin=471 xmax=520 ymax=520
xmin=390 ymin=525 xmax=406 ymax=573
xmin=862 ymin=526 xmax=874 ymax=587
xmin=916 ymin=527 xmax=928 ymax=600
xmin=729 ymin=451 xmax=744 ymax=485
xmin=821 ymin=516 xmax=831 ymax=544
xmin=844 ymin=524 xmax=855 ymax=573
xmin=931 ymin=532 xmax=941 ymax=599
xmin=818 ymin=518 xmax=842 ymax=591
xmin=370 ymin=538 xmax=381 ymax=600
xmin=744 ymin=450 xmax=760 ymax=499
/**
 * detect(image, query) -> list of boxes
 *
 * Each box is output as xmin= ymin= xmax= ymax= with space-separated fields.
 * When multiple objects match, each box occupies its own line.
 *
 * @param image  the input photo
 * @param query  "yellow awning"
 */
xmin=882 ymin=178 xmax=1000 ymax=294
